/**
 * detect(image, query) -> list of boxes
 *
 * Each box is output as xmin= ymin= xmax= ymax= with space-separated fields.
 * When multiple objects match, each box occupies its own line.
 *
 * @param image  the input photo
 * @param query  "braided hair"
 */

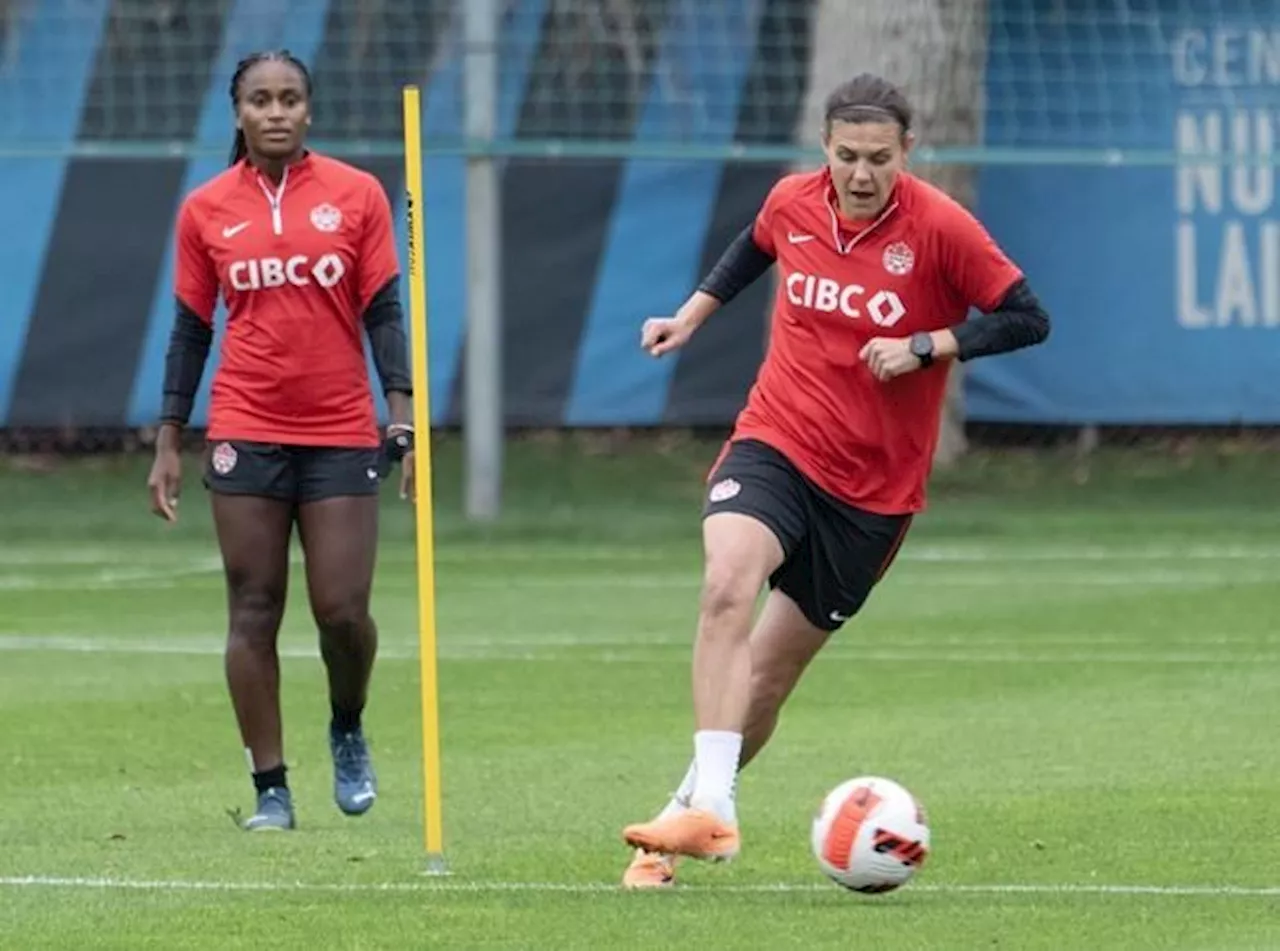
xmin=228 ymin=50 xmax=314 ymax=166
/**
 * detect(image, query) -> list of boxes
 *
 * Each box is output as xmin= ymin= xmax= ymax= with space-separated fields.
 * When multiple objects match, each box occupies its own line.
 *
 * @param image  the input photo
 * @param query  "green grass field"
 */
xmin=2 ymin=434 xmax=1278 ymax=949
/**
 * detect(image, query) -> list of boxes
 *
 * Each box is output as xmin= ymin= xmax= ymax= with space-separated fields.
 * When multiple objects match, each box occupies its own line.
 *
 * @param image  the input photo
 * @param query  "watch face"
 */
xmin=912 ymin=334 xmax=932 ymax=356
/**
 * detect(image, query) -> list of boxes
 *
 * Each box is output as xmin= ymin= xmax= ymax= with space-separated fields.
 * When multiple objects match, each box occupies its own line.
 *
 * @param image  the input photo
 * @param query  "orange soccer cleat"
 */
xmin=621 ymin=849 xmax=677 ymax=889
xmin=622 ymin=807 xmax=740 ymax=862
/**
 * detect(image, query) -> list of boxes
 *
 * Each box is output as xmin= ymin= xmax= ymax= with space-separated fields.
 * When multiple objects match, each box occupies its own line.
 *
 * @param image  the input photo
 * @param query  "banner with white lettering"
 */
xmin=966 ymin=3 xmax=1278 ymax=424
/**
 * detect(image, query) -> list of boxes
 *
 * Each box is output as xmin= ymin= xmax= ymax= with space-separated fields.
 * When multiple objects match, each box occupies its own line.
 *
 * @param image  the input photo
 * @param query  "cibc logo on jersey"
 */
xmin=785 ymin=270 xmax=906 ymax=328
xmin=229 ymin=253 xmax=346 ymax=291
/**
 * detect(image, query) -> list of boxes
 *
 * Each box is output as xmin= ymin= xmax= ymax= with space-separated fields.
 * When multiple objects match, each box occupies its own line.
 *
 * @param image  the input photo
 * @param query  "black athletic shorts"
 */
xmin=702 ymin=438 xmax=912 ymax=632
xmin=202 ymin=439 xmax=383 ymax=503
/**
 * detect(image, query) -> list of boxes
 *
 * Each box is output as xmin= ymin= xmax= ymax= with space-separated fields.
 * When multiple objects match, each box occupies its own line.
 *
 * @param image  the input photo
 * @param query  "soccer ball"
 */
xmin=811 ymin=775 xmax=930 ymax=893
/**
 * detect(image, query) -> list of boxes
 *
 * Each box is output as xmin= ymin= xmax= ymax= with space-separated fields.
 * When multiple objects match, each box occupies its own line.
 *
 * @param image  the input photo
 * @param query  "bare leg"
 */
xmin=212 ymin=494 xmax=293 ymax=774
xmin=660 ymin=588 xmax=830 ymax=811
xmin=692 ymin=513 xmax=785 ymax=733
xmin=740 ymin=588 xmax=831 ymax=768
xmin=297 ymin=493 xmax=381 ymax=816
xmin=620 ymin=514 xmax=800 ymax=875
xmin=684 ymin=512 xmax=785 ymax=820
xmin=296 ymin=495 xmax=380 ymax=727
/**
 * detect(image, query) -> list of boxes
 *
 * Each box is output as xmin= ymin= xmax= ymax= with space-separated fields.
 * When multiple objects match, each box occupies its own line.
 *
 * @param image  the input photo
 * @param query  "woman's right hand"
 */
xmin=147 ymin=427 xmax=183 ymax=522
xmin=640 ymin=291 xmax=720 ymax=357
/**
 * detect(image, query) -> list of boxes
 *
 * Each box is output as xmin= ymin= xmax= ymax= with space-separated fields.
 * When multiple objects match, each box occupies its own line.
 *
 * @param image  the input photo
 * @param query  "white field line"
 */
xmin=383 ymin=544 xmax=1280 ymax=566
xmin=0 ymin=558 xmax=223 ymax=590
xmin=0 ymin=635 xmax=1276 ymax=667
xmin=1 ymin=874 xmax=1277 ymax=898
xmin=1 ymin=544 xmax=1277 ymax=594
xmin=5 ymin=630 xmax=1276 ymax=649
xmin=375 ymin=570 xmax=1280 ymax=590
xmin=5 ymin=542 xmax=1280 ymax=569
xmin=4 ymin=564 xmax=1278 ymax=593
xmin=901 ymin=544 xmax=1280 ymax=563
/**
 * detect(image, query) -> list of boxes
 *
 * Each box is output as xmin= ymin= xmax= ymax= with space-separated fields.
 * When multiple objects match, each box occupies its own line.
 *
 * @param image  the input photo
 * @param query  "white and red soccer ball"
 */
xmin=811 ymin=775 xmax=930 ymax=893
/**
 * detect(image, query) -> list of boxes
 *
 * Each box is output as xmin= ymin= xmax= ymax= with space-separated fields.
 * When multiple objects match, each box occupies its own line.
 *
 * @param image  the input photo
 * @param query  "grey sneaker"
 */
xmin=330 ymin=726 xmax=377 ymax=816
xmin=242 ymin=787 xmax=295 ymax=831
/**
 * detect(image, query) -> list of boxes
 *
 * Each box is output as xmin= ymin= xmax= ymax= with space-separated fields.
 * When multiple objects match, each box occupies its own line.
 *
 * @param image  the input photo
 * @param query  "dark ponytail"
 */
xmin=227 ymin=49 xmax=314 ymax=167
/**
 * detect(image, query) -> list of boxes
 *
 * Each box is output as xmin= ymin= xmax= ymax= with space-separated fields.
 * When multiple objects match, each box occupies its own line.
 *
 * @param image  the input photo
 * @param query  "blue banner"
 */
xmin=968 ymin=0 xmax=1279 ymax=423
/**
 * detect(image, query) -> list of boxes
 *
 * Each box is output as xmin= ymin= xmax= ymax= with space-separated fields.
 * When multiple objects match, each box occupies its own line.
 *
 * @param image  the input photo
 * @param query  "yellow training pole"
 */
xmin=402 ymin=84 xmax=446 ymax=875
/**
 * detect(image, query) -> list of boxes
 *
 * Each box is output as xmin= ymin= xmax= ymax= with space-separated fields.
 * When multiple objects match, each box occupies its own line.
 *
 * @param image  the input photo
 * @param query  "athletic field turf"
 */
xmin=2 ymin=434 xmax=1277 ymax=949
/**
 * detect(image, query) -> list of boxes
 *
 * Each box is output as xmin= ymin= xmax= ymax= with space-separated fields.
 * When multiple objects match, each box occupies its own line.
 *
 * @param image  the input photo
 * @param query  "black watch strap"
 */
xmin=911 ymin=332 xmax=935 ymax=368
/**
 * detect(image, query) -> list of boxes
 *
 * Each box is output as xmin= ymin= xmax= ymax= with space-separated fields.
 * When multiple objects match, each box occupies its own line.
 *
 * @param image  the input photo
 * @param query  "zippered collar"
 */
xmin=822 ymin=166 xmax=902 ymax=255
xmin=238 ymin=151 xmax=313 ymax=235
xmin=237 ymin=149 xmax=313 ymax=188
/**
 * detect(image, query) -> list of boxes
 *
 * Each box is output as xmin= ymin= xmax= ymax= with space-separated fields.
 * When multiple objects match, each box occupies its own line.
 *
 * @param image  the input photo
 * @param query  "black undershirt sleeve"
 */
xmin=952 ymin=277 xmax=1051 ymax=362
xmin=160 ymin=299 xmax=213 ymax=425
xmin=363 ymin=276 xmax=412 ymax=395
xmin=696 ymin=224 xmax=776 ymax=304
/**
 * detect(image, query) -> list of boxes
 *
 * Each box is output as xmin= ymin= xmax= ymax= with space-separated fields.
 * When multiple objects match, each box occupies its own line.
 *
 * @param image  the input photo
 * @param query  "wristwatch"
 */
xmin=909 ymin=332 xmax=935 ymax=369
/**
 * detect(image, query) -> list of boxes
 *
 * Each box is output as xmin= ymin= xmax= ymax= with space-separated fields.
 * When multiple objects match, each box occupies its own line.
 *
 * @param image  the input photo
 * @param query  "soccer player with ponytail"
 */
xmin=621 ymin=73 xmax=1050 ymax=886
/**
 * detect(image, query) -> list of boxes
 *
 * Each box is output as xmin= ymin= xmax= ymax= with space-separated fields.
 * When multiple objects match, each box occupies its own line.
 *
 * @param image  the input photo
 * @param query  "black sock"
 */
xmin=253 ymin=763 xmax=288 ymax=794
xmin=331 ymin=703 xmax=363 ymax=734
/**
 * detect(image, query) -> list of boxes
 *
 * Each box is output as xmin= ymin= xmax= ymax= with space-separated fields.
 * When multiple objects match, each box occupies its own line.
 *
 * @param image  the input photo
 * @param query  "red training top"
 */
xmin=729 ymin=168 xmax=1022 ymax=514
xmin=174 ymin=151 xmax=399 ymax=448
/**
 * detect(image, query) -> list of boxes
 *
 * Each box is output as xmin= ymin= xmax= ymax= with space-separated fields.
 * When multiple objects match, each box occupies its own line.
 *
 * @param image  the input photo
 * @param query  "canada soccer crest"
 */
xmin=310 ymin=203 xmax=343 ymax=233
xmin=211 ymin=442 xmax=237 ymax=475
xmin=708 ymin=477 xmax=741 ymax=503
xmin=882 ymin=241 xmax=915 ymax=276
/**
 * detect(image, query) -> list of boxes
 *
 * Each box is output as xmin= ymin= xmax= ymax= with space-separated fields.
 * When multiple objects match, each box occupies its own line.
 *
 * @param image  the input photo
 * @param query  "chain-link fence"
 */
xmin=0 ymin=0 xmax=1274 ymax=458
xmin=3 ymin=0 xmax=1249 ymax=156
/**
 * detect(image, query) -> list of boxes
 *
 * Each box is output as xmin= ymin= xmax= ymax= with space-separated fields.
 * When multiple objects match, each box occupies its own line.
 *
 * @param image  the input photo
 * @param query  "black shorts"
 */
xmin=202 ymin=440 xmax=383 ymax=504
xmin=702 ymin=438 xmax=911 ymax=632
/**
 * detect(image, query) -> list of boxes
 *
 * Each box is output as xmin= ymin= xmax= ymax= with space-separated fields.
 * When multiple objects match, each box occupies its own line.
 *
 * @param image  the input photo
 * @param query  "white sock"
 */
xmin=656 ymin=760 xmax=698 ymax=820
xmin=690 ymin=730 xmax=742 ymax=823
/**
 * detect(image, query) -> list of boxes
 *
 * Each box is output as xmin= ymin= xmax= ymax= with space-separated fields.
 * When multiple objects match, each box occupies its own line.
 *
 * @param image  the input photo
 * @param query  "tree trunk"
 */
xmin=793 ymin=0 xmax=990 ymax=467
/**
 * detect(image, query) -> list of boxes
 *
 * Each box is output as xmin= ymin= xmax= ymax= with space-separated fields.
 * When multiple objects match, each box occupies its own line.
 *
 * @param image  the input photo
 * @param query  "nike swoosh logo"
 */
xmin=788 ymin=232 xmax=814 ymax=244
xmin=222 ymin=222 xmax=250 ymax=239
xmin=351 ymin=791 xmax=376 ymax=804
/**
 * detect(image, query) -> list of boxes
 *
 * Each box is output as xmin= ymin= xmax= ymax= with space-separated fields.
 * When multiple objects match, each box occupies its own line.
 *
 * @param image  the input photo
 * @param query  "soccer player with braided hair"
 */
xmin=146 ymin=51 xmax=415 ymax=831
